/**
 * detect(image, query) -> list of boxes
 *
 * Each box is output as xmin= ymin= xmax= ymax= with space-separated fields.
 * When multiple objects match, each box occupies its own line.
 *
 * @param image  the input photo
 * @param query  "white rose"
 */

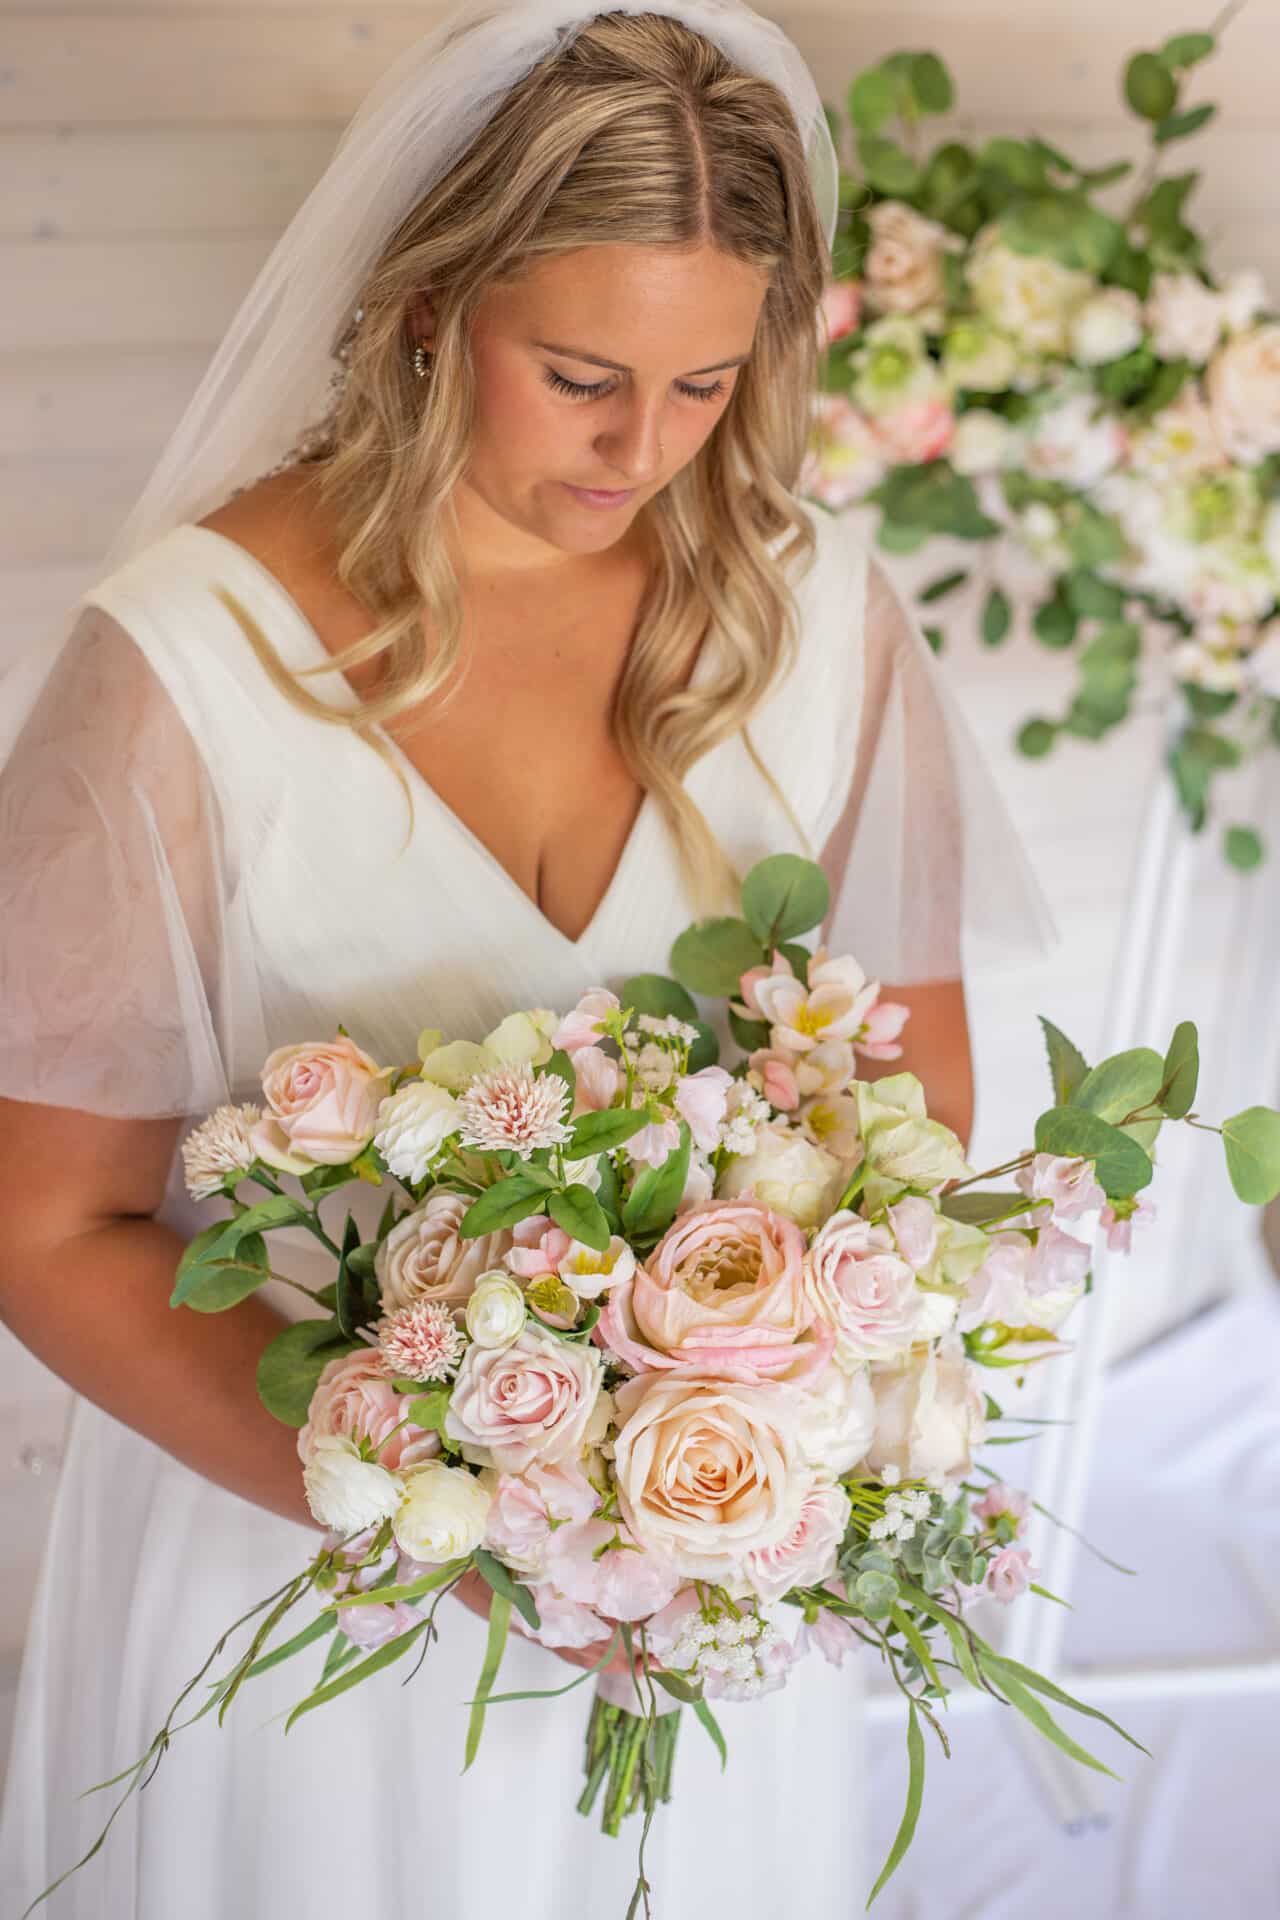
xmin=464 ymin=1271 xmax=527 ymax=1347
xmin=1145 ymin=271 xmax=1225 ymax=364
xmin=1206 ymin=325 xmax=1280 ymax=463
xmin=793 ymin=1358 xmax=876 ymax=1474
xmin=375 ymin=1189 xmax=512 ymax=1314
xmin=966 ymin=226 xmax=1093 ymax=354
xmin=716 ymin=1123 xmax=848 ymax=1229
xmin=1069 ymin=288 xmax=1144 ymax=366
xmin=373 ymin=1080 xmax=462 ymax=1183
xmin=302 ymin=1433 xmax=403 ymax=1532
xmin=949 ymin=407 xmax=1017 ymax=475
xmin=862 ymin=199 xmax=953 ymax=318
xmin=392 ymin=1460 xmax=491 ymax=1561
xmin=863 ymin=1340 xmax=987 ymax=1482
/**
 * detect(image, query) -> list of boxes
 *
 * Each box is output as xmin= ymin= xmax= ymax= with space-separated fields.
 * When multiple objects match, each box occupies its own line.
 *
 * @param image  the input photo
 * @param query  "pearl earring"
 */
xmin=413 ymin=343 xmax=434 ymax=379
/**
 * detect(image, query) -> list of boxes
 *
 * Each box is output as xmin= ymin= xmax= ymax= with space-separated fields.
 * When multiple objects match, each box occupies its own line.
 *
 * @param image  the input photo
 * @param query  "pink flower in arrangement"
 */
xmin=821 ymin=279 xmax=863 ymax=346
xmin=626 ymin=1114 xmax=683 ymax=1168
xmin=297 ymin=1348 xmax=438 ymax=1473
xmin=504 ymin=1215 xmax=574 ymax=1282
xmin=1100 ymin=1194 xmax=1157 ymax=1253
xmin=456 ymin=1061 xmax=574 ymax=1155
xmin=570 ymin=1045 xmax=622 ymax=1114
xmin=513 ymin=1587 xmax=610 ymax=1652
xmin=972 ymin=1481 xmax=1030 ymax=1536
xmin=552 ymin=988 xmax=621 ymax=1055
xmin=673 ymin=1065 xmax=733 ymax=1150
xmin=545 ymin=1519 xmax=683 ymax=1620
xmin=252 ymin=1034 xmax=392 ymax=1170
xmin=855 ymin=999 xmax=911 ymax=1060
xmin=986 ymin=1544 xmax=1038 ymax=1605
xmin=870 ymin=396 xmax=955 ymax=465
xmin=376 ymin=1299 xmax=465 ymax=1384
xmin=748 ymin=1048 xmax=802 ymax=1111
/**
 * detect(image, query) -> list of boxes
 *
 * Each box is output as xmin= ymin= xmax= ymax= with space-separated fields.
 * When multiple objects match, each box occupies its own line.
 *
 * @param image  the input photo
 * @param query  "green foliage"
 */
xmin=1071 ymin=1048 xmax=1164 ymax=1124
xmin=458 ymin=1172 xmax=555 ymax=1238
xmin=1158 ymin=1020 xmax=1200 ymax=1119
xmin=1224 ymin=825 xmax=1264 ymax=871
xmin=1221 ymin=1107 xmax=1280 ymax=1204
xmin=865 ymin=462 xmax=1001 ymax=541
xmin=669 ymin=916 xmax=763 ymax=997
xmin=741 ymin=854 xmax=830 ymax=946
xmin=981 ymin=587 xmax=1012 ymax=646
xmin=1034 ymin=1107 xmax=1153 ymax=1197
xmin=565 ymin=1106 xmax=649 ymax=1157
xmin=1038 ymin=1016 xmax=1090 ymax=1105
xmin=619 ymin=973 xmax=699 ymax=1023
xmin=257 ymin=1319 xmax=361 ymax=1427
xmin=1170 ymin=727 xmax=1241 ymax=831
xmin=547 ymin=1183 xmax=612 ymax=1254
xmin=1017 ymin=718 xmax=1057 ymax=759
xmin=622 ymin=1121 xmax=692 ymax=1242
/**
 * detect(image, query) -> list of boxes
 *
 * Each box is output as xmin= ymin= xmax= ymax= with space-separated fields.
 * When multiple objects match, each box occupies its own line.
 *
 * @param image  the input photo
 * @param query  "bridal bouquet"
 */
xmin=803 ymin=18 xmax=1280 ymax=865
xmin=29 ymin=854 xmax=1280 ymax=1919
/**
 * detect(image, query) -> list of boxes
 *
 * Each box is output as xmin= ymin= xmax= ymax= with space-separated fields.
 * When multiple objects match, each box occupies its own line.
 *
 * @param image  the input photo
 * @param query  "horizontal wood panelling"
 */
xmin=2 ymin=235 xmax=275 ymax=348
xmin=0 ymin=347 xmax=209 ymax=457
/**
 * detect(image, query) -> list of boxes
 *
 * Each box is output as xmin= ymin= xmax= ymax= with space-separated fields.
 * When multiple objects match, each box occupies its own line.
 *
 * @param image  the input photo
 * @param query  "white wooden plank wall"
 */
xmin=2 ymin=0 xmax=1278 ymax=1775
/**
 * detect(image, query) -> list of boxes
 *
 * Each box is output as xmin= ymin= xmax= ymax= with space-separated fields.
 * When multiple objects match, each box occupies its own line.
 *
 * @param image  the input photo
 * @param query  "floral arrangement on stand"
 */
xmin=800 ymin=7 xmax=1280 ymax=867
xmin=23 ymin=854 xmax=1280 ymax=1920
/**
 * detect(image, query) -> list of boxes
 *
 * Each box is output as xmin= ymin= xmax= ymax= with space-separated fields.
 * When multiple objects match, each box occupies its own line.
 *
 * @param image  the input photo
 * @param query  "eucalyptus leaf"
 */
xmin=620 ymin=972 xmax=700 ymax=1023
xmin=1037 ymin=1016 xmax=1089 ymax=1106
xmin=740 ymin=854 xmax=830 ymax=946
xmin=669 ymin=916 xmax=764 ymax=998
xmin=547 ymin=1183 xmax=612 ymax=1254
xmin=1221 ymin=1106 xmax=1280 ymax=1204
xmin=176 ymin=1231 xmax=274 ymax=1313
xmin=1159 ymin=1019 xmax=1199 ymax=1119
xmin=257 ymin=1318 xmax=360 ymax=1427
xmin=459 ymin=1174 xmax=554 ymax=1237
xmin=1034 ymin=1106 xmax=1153 ymax=1197
xmin=1070 ymin=1048 xmax=1164 ymax=1124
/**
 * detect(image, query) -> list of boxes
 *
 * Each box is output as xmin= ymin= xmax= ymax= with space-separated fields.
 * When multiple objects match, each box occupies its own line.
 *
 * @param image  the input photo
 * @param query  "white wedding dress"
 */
xmin=0 ymin=501 xmax=1014 ymax=1918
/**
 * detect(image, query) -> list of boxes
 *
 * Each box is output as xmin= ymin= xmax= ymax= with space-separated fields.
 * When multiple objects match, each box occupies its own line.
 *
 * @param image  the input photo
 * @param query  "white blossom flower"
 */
xmin=373 ymin=1080 xmax=462 ymax=1183
xmin=181 ymin=1102 xmax=262 ymax=1200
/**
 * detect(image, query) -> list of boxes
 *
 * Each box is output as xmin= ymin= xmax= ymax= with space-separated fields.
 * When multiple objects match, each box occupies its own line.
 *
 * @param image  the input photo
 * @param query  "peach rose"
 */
xmin=297 ymin=1347 xmax=438 ymax=1474
xmin=375 ymin=1189 xmax=513 ymax=1315
xmin=252 ymin=1035 xmax=392 ymax=1169
xmin=597 ymin=1198 xmax=831 ymax=1383
xmin=862 ymin=200 xmax=953 ymax=318
xmin=610 ymin=1372 xmax=814 ymax=1584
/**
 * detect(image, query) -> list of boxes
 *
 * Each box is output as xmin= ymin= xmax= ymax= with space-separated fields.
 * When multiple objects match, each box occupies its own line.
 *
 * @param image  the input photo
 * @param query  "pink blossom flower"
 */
xmin=1015 ymin=1152 xmax=1106 ymax=1222
xmin=734 ymin=948 xmax=878 ymax=1056
xmin=456 ymin=1062 xmax=573 ymax=1155
xmin=821 ymin=279 xmax=863 ymax=346
xmin=973 ymin=1481 xmax=1030 ymax=1536
xmin=545 ymin=1519 xmax=683 ymax=1620
xmin=552 ymin=988 xmax=621 ymax=1055
xmin=479 ymin=1457 xmax=601 ymax=1576
xmin=504 ymin=1215 xmax=574 ymax=1282
xmin=626 ymin=1114 xmax=682 ymax=1168
xmin=747 ymin=1048 xmax=802 ymax=1111
xmin=673 ymin=1065 xmax=733 ymax=1151
xmin=796 ymin=1582 xmax=862 ymax=1668
xmin=986 ymin=1544 xmax=1038 ymax=1605
xmin=512 ymin=1586 xmax=610 ymax=1652
xmin=1100 ymin=1194 xmax=1157 ymax=1253
xmin=870 ymin=396 xmax=955 ymax=464
xmin=570 ymin=1044 xmax=622 ymax=1114
xmin=856 ymin=1000 xmax=910 ymax=1060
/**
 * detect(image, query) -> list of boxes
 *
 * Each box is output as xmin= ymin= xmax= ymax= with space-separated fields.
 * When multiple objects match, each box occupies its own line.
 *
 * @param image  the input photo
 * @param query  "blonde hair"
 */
xmin=231 ymin=8 xmax=830 ymax=915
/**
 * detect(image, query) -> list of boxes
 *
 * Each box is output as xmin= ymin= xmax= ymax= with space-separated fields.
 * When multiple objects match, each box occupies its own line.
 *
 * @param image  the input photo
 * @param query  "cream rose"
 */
xmin=1069 ymin=288 xmax=1144 ymax=366
xmin=862 ymin=200 xmax=953 ymax=318
xmin=391 ymin=1460 xmax=491 ymax=1562
xmin=862 ymin=1340 xmax=987 ymax=1482
xmin=716 ymin=1123 xmax=848 ymax=1229
xmin=375 ymin=1189 xmax=512 ymax=1315
xmin=793 ymin=1357 xmax=876 ymax=1475
xmin=251 ymin=1035 xmax=391 ymax=1170
xmin=966 ymin=226 xmax=1093 ymax=355
xmin=1146 ymin=270 xmax=1225 ymax=364
xmin=1206 ymin=325 xmax=1280 ymax=464
xmin=444 ymin=1324 xmax=608 ymax=1470
xmin=610 ymin=1372 xmax=814 ymax=1584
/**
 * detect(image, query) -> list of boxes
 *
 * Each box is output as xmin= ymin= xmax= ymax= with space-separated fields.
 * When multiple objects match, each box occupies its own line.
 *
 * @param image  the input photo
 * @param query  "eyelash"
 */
xmin=541 ymin=368 xmax=728 ymax=404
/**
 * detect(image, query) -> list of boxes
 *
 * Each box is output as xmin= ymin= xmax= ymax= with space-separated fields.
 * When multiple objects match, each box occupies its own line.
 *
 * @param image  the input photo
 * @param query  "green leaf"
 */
xmin=566 ymin=1107 xmax=649 ymax=1157
xmin=740 ymin=854 xmax=830 ymax=946
xmin=848 ymin=65 xmax=899 ymax=135
xmin=464 ymin=1591 xmax=512 ymax=1771
xmin=981 ymin=586 xmax=1011 ymax=646
xmin=1034 ymin=1107 xmax=1153 ymax=1197
xmin=1154 ymin=103 xmax=1216 ymax=145
xmin=594 ymin=1149 xmax=623 ymax=1231
xmin=865 ymin=1699 xmax=926 ymax=1907
xmin=284 ymin=1617 xmax=433 ymax=1732
xmin=547 ymin=1183 xmax=612 ymax=1254
xmin=1032 ymin=595 xmax=1078 ymax=649
xmin=620 ymin=973 xmax=700 ymax=1023
xmin=1159 ymin=31 xmax=1215 ymax=68
xmin=458 ymin=1174 xmax=553 ymax=1237
xmin=538 ymin=1048 xmax=576 ymax=1107
xmin=651 ymin=1669 xmax=702 ymax=1705
xmin=669 ymin=916 xmax=764 ymax=997
xmin=857 ymin=133 xmax=921 ymax=197
xmin=257 ymin=1318 xmax=360 ymax=1427
xmin=919 ymin=569 xmax=969 ymax=604
xmin=1017 ymin=718 xmax=1057 ymax=759
xmin=1126 ymin=50 xmax=1178 ymax=121
xmin=728 ymin=1006 xmax=771 ymax=1051
xmin=1221 ymin=1107 xmax=1280 ymax=1204
xmin=939 ymin=1189 xmax=1027 ymax=1225
xmin=1224 ymin=824 xmax=1264 ymax=871
xmin=888 ymin=1604 xmax=946 ymax=1695
xmin=686 ymin=1018 xmax=720 ymax=1074
xmin=909 ymin=50 xmax=953 ymax=114
xmin=324 ymin=1559 xmax=470 ymax=1611
xmin=1070 ymin=1048 xmax=1164 ymax=1124
xmin=622 ymin=1121 xmax=692 ymax=1240
xmin=982 ymin=1657 xmax=1121 ymax=1778
xmin=176 ymin=1231 xmax=274 ymax=1313
xmin=223 ymin=1194 xmax=309 ymax=1236
xmin=981 ymin=1651 xmax=1151 ymax=1757
xmin=1038 ymin=1016 xmax=1090 ymax=1105
xmin=473 ymin=1548 xmax=541 ymax=1633
xmin=691 ymin=1694 xmax=728 ymax=1771
xmin=1158 ymin=1020 xmax=1199 ymax=1119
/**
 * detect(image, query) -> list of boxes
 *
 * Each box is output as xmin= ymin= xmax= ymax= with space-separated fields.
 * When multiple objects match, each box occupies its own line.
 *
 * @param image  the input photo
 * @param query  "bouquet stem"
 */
xmin=577 ymin=1693 xmax=681 ymax=1837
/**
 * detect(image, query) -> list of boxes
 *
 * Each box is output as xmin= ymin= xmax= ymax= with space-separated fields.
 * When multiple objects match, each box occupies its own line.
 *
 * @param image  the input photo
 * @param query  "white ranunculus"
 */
xmin=1206 ymin=325 xmax=1280 ymax=464
xmin=302 ymin=1434 xmax=403 ymax=1532
xmin=373 ymin=1080 xmax=462 ymax=1183
xmin=948 ymin=407 xmax=1018 ymax=476
xmin=464 ymin=1271 xmax=527 ymax=1347
xmin=391 ymin=1460 xmax=491 ymax=1562
xmin=1069 ymin=288 xmax=1144 ymax=366
xmin=863 ymin=1340 xmax=987 ymax=1483
xmin=715 ymin=1123 xmax=848 ymax=1229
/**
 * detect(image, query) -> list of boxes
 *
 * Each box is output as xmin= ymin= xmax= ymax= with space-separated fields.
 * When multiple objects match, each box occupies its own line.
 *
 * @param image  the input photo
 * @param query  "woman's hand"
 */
xmin=451 ymin=1565 xmax=658 ymax=1680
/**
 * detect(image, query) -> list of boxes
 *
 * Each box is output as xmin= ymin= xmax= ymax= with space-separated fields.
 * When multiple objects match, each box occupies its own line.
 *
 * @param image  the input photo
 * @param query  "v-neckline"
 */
xmin=176 ymin=520 xmax=720 ymax=955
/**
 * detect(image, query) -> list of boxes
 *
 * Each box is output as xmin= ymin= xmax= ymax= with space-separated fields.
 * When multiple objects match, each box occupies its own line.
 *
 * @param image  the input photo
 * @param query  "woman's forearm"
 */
xmin=1 ymin=1213 xmax=325 ymax=1536
xmin=862 ymin=977 xmax=976 ymax=1150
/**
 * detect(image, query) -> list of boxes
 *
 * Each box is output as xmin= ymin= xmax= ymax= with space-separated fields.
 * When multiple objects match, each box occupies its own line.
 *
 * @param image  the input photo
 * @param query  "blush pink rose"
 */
xmin=444 ymin=1324 xmax=607 ymax=1470
xmin=252 ymin=1035 xmax=392 ymax=1168
xmin=803 ymin=1210 xmax=924 ymax=1365
xmin=744 ymin=1477 xmax=850 ymax=1604
xmin=297 ymin=1347 xmax=438 ymax=1473
xmin=375 ymin=1189 xmax=513 ymax=1315
xmin=597 ymin=1198 xmax=832 ymax=1384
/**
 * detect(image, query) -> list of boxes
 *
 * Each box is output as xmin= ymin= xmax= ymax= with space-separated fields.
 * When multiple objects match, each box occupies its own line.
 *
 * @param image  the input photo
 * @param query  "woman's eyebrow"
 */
xmin=532 ymin=337 xmax=751 ymax=375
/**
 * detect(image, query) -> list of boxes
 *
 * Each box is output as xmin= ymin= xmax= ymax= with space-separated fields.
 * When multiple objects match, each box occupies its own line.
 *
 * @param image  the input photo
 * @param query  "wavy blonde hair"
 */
xmin=229 ymin=8 xmax=831 ymax=915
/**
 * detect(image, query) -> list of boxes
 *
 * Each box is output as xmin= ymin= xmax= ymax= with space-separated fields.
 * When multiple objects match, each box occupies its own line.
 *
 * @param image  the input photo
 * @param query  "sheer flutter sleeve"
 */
xmin=817 ymin=549 xmax=1059 ymax=986
xmin=0 ymin=602 xmax=253 ymax=1118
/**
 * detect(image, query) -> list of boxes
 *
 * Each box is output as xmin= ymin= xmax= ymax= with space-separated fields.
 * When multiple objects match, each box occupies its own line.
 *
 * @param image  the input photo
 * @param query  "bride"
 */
xmin=0 ymin=4 xmax=1052 ymax=1914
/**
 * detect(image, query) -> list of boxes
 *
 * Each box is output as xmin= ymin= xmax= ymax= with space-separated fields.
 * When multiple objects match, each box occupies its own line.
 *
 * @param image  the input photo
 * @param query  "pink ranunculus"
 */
xmin=821 ymin=279 xmax=863 ymax=346
xmin=597 ymin=1198 xmax=831 ymax=1383
xmin=552 ymin=988 xmax=621 ymax=1055
xmin=477 ymin=1457 xmax=601 ymax=1577
xmin=745 ymin=1477 xmax=850 ymax=1604
xmin=856 ymin=1000 xmax=910 ymax=1060
xmin=253 ymin=1034 xmax=392 ymax=1168
xmin=544 ymin=1518 xmax=683 ymax=1621
xmin=973 ymin=1481 xmax=1030 ymax=1536
xmin=986 ymin=1544 xmax=1037 ymax=1605
xmin=1015 ymin=1152 xmax=1106 ymax=1222
xmin=297 ymin=1347 xmax=439 ymax=1473
xmin=444 ymin=1324 xmax=607 ymax=1471
xmin=870 ymin=396 xmax=955 ymax=464
xmin=375 ymin=1189 xmax=513 ymax=1315
xmin=512 ymin=1585 xmax=610 ymax=1652
xmin=571 ymin=1044 xmax=622 ymax=1114
xmin=803 ymin=1210 xmax=924 ymax=1365
xmin=748 ymin=1047 xmax=802 ymax=1111
xmin=673 ymin=1065 xmax=733 ymax=1151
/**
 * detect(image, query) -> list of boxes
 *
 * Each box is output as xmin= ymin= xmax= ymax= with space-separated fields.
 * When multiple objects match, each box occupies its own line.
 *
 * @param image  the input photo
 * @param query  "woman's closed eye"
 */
xmin=541 ymin=367 xmax=727 ymax=404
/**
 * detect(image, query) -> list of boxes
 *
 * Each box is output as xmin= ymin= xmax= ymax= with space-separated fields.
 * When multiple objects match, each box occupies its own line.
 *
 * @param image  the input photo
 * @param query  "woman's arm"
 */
xmin=0 ymin=1095 xmax=323 ymax=1534
xmin=860 ymin=976 xmax=974 ymax=1152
